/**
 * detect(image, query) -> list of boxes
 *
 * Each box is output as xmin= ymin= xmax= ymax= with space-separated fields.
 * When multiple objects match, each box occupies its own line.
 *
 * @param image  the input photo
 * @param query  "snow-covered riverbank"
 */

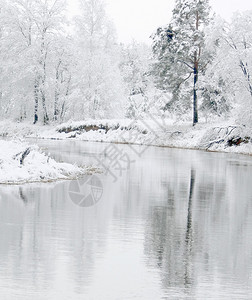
xmin=0 ymin=139 xmax=88 ymax=184
xmin=1 ymin=119 xmax=252 ymax=156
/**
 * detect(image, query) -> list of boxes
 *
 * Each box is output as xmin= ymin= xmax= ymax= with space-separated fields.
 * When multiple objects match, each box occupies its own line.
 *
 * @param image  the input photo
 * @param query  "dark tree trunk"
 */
xmin=33 ymin=78 xmax=39 ymax=124
xmin=60 ymin=76 xmax=71 ymax=121
xmin=40 ymin=62 xmax=49 ymax=124
xmin=41 ymin=89 xmax=49 ymax=124
xmin=240 ymin=60 xmax=252 ymax=97
xmin=193 ymin=12 xmax=199 ymax=126
xmin=193 ymin=64 xmax=198 ymax=126
xmin=40 ymin=32 xmax=49 ymax=125
xmin=54 ymin=60 xmax=61 ymax=121
xmin=60 ymin=101 xmax=65 ymax=121
xmin=54 ymin=91 xmax=59 ymax=121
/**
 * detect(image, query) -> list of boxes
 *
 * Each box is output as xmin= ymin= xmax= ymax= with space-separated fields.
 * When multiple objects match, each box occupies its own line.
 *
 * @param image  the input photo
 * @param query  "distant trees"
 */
xmin=217 ymin=12 xmax=252 ymax=124
xmin=225 ymin=12 xmax=252 ymax=98
xmin=73 ymin=0 xmax=125 ymax=119
xmin=200 ymin=11 xmax=252 ymax=125
xmin=152 ymin=0 xmax=212 ymax=125
xmin=0 ymin=0 xmax=252 ymax=127
xmin=51 ymin=37 xmax=73 ymax=122
xmin=0 ymin=0 xmax=126 ymax=123
xmin=0 ymin=0 xmax=69 ymax=123
xmin=151 ymin=3 xmax=252 ymax=126
xmin=198 ymin=16 xmax=231 ymax=121
xmin=31 ymin=0 xmax=67 ymax=124
xmin=119 ymin=41 xmax=152 ymax=118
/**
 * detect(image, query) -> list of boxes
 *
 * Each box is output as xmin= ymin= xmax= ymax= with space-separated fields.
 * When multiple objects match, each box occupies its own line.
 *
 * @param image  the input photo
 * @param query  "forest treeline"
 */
xmin=0 ymin=0 xmax=252 ymax=125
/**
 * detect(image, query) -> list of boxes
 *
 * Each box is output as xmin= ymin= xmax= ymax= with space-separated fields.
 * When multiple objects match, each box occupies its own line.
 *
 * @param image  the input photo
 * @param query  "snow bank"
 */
xmin=53 ymin=119 xmax=252 ymax=155
xmin=56 ymin=119 xmax=148 ymax=134
xmin=0 ymin=140 xmax=86 ymax=184
xmin=1 ymin=119 xmax=252 ymax=156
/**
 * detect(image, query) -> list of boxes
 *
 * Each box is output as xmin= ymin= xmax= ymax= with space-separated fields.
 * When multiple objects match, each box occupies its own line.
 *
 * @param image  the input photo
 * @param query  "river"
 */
xmin=0 ymin=139 xmax=252 ymax=299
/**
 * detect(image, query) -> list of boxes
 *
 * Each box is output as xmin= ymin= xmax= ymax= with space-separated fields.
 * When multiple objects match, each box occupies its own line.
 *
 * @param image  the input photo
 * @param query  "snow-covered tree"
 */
xmin=0 ymin=0 xmax=69 ymax=123
xmin=206 ymin=12 xmax=252 ymax=124
xmin=224 ymin=12 xmax=252 ymax=124
xmin=119 ymin=41 xmax=153 ymax=119
xmin=73 ymin=0 xmax=125 ymax=119
xmin=0 ymin=0 xmax=37 ymax=120
xmin=30 ymin=0 xmax=68 ymax=124
xmin=198 ymin=16 xmax=231 ymax=121
xmin=152 ymin=0 xmax=212 ymax=124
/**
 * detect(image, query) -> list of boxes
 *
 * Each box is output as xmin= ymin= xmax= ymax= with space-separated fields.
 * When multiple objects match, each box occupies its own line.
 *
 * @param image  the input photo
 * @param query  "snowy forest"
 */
xmin=1 ymin=1 xmax=252 ymax=298
xmin=0 ymin=0 xmax=252 ymax=126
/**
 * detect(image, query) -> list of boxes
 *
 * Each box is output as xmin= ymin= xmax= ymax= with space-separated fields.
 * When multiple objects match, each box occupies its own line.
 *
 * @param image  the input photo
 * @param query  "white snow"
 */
xmin=0 ymin=139 xmax=87 ymax=184
xmin=1 ymin=119 xmax=252 ymax=162
xmin=40 ymin=119 xmax=252 ymax=156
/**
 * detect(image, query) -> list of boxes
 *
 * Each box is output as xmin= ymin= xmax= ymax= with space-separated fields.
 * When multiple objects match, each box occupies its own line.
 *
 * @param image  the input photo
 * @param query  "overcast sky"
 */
xmin=68 ymin=0 xmax=252 ymax=44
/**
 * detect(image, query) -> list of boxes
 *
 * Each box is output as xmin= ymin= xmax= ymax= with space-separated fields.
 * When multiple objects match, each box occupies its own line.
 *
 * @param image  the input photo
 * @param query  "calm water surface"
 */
xmin=0 ymin=140 xmax=252 ymax=299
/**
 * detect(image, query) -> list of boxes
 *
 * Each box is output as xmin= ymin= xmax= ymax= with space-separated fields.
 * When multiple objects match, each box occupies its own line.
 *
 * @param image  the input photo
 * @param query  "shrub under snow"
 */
xmin=0 ymin=140 xmax=85 ymax=184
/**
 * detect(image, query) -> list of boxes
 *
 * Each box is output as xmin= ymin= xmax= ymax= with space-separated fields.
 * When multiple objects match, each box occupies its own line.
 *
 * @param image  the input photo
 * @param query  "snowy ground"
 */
xmin=0 ymin=139 xmax=90 ymax=184
xmin=1 ymin=118 xmax=252 ymax=157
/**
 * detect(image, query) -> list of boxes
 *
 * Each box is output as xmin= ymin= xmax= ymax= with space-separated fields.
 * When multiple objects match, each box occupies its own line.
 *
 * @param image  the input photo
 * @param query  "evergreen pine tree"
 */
xmin=152 ymin=0 xmax=211 ymax=125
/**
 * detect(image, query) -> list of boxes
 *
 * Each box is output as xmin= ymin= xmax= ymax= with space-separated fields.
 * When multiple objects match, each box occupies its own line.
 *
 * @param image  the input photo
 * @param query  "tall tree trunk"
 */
xmin=193 ymin=61 xmax=198 ymax=126
xmin=60 ymin=101 xmax=65 ymax=121
xmin=40 ymin=31 xmax=49 ymax=124
xmin=41 ymin=88 xmax=49 ymax=124
xmin=60 ymin=76 xmax=71 ymax=121
xmin=193 ymin=11 xmax=199 ymax=126
xmin=54 ymin=60 xmax=61 ymax=121
xmin=240 ymin=60 xmax=252 ymax=97
xmin=54 ymin=90 xmax=59 ymax=121
xmin=33 ymin=78 xmax=39 ymax=124
xmin=40 ymin=69 xmax=49 ymax=124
